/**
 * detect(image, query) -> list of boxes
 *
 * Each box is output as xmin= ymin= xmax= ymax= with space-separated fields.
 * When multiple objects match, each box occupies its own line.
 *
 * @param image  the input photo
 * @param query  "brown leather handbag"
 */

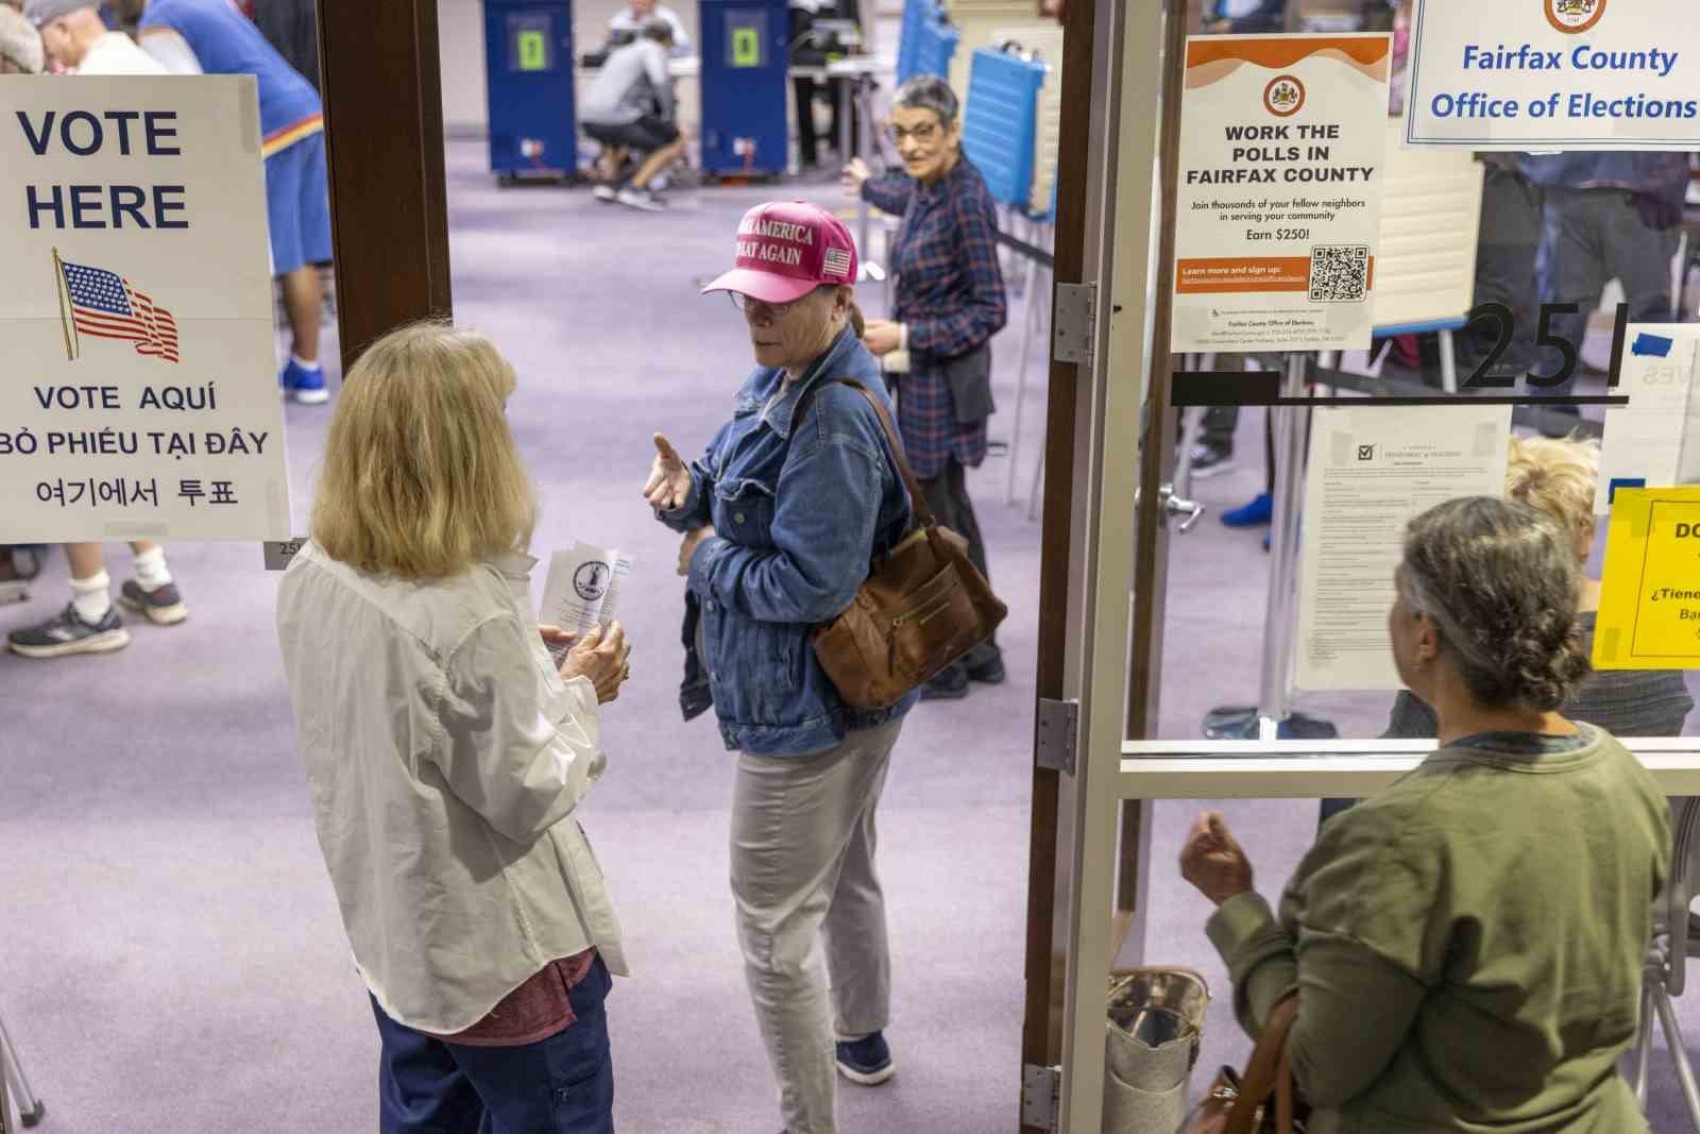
xmin=809 ymin=380 xmax=1007 ymax=709
xmin=1188 ymin=994 xmax=1307 ymax=1134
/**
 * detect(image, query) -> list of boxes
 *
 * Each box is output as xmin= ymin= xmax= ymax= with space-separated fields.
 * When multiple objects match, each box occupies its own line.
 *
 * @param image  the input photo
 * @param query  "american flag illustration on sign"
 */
xmin=54 ymin=252 xmax=180 ymax=364
xmin=823 ymin=247 xmax=853 ymax=278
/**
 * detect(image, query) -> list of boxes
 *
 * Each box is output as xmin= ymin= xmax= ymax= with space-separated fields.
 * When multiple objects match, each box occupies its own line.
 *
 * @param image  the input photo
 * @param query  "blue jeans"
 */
xmin=372 ymin=956 xmax=615 ymax=1134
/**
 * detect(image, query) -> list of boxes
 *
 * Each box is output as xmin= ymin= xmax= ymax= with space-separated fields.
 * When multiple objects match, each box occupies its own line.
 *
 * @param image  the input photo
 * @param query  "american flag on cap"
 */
xmin=54 ymin=253 xmax=180 ymax=364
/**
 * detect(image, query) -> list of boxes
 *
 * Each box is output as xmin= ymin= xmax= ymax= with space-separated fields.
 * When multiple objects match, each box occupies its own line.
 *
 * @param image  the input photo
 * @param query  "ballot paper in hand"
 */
xmin=540 ymin=542 xmax=631 ymax=658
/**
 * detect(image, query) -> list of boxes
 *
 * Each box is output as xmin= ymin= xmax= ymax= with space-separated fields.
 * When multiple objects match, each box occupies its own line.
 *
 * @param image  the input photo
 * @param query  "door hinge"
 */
xmin=1035 ymin=698 xmax=1079 ymax=776
xmin=1052 ymin=282 xmax=1096 ymax=366
xmin=1021 ymin=1062 xmax=1062 ymax=1131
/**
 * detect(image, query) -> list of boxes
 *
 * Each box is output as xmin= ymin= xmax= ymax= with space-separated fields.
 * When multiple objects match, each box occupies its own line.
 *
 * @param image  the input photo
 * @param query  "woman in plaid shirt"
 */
xmin=844 ymin=75 xmax=1008 ymax=700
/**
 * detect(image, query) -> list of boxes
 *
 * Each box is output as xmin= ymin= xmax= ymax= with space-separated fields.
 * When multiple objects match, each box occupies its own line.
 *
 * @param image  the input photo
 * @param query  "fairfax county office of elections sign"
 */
xmin=0 ymin=76 xmax=291 ymax=541
xmin=1407 ymin=0 xmax=1700 ymax=148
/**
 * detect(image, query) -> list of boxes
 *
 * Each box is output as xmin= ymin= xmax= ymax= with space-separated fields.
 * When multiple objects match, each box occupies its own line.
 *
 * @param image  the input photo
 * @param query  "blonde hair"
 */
xmin=312 ymin=323 xmax=535 ymax=579
xmin=1504 ymin=433 xmax=1600 ymax=560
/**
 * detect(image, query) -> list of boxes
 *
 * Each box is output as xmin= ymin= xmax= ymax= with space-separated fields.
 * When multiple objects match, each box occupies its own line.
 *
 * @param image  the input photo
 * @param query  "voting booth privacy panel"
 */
xmin=699 ymin=0 xmax=789 ymax=175
xmin=0 ymin=77 xmax=290 ymax=543
xmin=897 ymin=0 xmax=960 ymax=85
xmin=483 ymin=0 xmax=578 ymax=178
xmin=962 ymin=47 xmax=1045 ymax=211
xmin=987 ymin=23 xmax=1066 ymax=219
xmin=1363 ymin=119 xmax=1481 ymax=333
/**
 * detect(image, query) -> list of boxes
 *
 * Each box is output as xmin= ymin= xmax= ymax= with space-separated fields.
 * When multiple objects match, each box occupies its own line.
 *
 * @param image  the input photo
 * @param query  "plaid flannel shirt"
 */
xmin=863 ymin=158 xmax=1007 ymax=480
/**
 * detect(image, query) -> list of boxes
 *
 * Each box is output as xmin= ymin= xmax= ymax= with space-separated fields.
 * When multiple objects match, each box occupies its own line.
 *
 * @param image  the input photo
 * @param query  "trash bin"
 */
xmin=1104 ymin=967 xmax=1210 ymax=1133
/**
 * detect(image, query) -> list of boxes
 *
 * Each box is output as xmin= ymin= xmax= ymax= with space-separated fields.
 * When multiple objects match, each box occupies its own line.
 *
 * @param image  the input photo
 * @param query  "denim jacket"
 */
xmin=656 ymin=327 xmax=918 ymax=756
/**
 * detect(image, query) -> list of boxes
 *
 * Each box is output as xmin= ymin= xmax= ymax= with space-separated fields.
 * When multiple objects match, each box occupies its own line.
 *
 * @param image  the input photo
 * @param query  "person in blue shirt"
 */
xmin=130 ymin=0 xmax=334 ymax=403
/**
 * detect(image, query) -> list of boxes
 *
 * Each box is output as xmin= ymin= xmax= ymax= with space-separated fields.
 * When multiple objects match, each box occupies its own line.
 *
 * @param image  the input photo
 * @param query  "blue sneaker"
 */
xmin=1221 ymin=492 xmax=1273 ymax=528
xmin=835 ymin=1031 xmax=896 ymax=1086
xmin=280 ymin=358 xmax=330 ymax=405
xmin=9 ymin=602 xmax=129 ymax=659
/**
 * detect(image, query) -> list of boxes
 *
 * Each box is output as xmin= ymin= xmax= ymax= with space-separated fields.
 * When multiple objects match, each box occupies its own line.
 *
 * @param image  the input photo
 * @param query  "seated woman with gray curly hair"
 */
xmin=1180 ymin=496 xmax=1670 ymax=1131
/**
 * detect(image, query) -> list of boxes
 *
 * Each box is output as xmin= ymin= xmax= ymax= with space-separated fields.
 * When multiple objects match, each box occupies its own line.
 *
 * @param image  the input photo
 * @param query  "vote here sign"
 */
xmin=0 ymin=77 xmax=291 ymax=542
xmin=1407 ymin=0 xmax=1700 ymax=148
xmin=1172 ymin=35 xmax=1392 ymax=354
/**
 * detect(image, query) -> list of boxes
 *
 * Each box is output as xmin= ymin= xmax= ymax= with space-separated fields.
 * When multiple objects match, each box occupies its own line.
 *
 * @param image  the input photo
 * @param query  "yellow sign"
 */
xmin=1594 ymin=486 xmax=1700 ymax=670
xmin=732 ymin=27 xmax=762 ymax=68
xmin=517 ymin=30 xmax=547 ymax=72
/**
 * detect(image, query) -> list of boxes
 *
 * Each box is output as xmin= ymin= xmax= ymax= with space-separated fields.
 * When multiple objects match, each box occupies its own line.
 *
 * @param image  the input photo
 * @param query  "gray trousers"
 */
xmin=1469 ymin=166 xmax=1544 ymax=374
xmin=1538 ymin=186 xmax=1680 ymax=389
xmin=732 ymin=717 xmax=903 ymax=1134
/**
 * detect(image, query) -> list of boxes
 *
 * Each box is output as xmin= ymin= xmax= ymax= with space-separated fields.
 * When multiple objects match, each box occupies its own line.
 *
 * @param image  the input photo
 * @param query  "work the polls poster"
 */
xmin=0 ymin=76 xmax=290 ymax=542
xmin=1172 ymin=35 xmax=1392 ymax=354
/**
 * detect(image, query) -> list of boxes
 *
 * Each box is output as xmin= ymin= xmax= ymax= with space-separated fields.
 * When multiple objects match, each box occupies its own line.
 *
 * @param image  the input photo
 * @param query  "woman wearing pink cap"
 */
xmin=644 ymin=200 xmax=916 ymax=1134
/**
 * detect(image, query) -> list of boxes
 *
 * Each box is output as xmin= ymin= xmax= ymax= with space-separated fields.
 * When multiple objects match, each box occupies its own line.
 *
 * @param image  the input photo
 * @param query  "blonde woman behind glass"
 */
xmin=277 ymin=324 xmax=631 ymax=1134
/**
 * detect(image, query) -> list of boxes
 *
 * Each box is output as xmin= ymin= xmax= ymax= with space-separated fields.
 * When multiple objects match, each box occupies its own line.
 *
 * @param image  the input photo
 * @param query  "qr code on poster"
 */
xmin=1307 ymin=245 xmax=1370 ymax=303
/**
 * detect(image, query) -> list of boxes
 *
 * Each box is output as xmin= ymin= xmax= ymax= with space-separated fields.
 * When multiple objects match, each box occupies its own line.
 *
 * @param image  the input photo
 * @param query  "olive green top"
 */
xmin=1208 ymin=726 xmax=1670 ymax=1133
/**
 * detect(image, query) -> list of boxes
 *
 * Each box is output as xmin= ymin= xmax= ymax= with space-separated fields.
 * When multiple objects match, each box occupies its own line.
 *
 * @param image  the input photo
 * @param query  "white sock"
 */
xmin=71 ymin=571 xmax=113 ymax=623
xmin=132 ymin=546 xmax=172 ymax=591
xmin=291 ymin=353 xmax=321 ymax=372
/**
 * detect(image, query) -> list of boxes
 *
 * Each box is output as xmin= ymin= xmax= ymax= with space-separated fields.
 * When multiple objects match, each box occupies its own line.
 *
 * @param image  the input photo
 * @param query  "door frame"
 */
xmin=315 ymin=0 xmax=453 ymax=364
xmin=1025 ymin=5 xmax=1700 ymax=1129
xmin=1018 ymin=0 xmax=1184 ymax=1125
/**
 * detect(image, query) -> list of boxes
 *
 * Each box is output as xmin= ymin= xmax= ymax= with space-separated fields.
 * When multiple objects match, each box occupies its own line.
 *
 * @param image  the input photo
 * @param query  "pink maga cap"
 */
xmin=702 ymin=200 xmax=859 ymax=304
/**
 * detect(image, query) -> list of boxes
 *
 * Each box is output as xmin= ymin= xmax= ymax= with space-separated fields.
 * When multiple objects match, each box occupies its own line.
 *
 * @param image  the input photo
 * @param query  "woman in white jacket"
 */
xmin=276 ymin=323 xmax=631 ymax=1134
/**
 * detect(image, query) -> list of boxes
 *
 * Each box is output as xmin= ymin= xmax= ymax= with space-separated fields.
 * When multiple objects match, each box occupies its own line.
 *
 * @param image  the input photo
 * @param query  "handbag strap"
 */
xmin=1223 ymin=992 xmax=1301 ymax=1134
xmin=800 ymin=378 xmax=940 ymax=532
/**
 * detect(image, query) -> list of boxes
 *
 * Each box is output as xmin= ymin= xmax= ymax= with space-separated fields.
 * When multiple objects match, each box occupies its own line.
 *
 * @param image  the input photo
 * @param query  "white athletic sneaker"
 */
xmin=616 ymin=186 xmax=665 ymax=212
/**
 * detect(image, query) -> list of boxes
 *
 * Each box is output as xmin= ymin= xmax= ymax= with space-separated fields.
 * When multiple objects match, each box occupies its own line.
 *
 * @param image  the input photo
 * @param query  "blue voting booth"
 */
xmin=962 ymin=46 xmax=1045 ymax=210
xmin=897 ymin=0 xmax=959 ymax=84
xmin=700 ymin=0 xmax=789 ymax=177
xmin=483 ymin=0 xmax=577 ymax=181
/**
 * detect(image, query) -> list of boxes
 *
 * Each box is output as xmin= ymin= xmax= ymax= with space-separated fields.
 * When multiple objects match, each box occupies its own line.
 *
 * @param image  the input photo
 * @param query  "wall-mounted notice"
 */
xmin=1172 ymin=34 xmax=1392 ymax=354
xmin=1295 ymin=403 xmax=1513 ymax=691
xmin=0 ymin=77 xmax=290 ymax=542
xmin=1407 ymin=0 xmax=1700 ymax=149
xmin=1596 ymin=326 xmax=1700 ymax=515
xmin=1594 ymin=487 xmax=1700 ymax=671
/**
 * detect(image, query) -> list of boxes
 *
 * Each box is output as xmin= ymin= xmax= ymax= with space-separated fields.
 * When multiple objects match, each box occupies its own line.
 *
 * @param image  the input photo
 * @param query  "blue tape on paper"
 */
xmin=1632 ymin=333 xmax=1674 ymax=358
xmin=1608 ymin=477 xmax=1646 ymax=503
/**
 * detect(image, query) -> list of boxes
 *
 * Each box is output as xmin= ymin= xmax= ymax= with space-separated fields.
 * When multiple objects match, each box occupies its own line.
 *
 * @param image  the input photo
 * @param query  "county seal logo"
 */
xmin=1263 ymin=74 xmax=1305 ymax=117
xmin=574 ymin=561 xmax=610 ymax=602
xmin=1545 ymin=0 xmax=1606 ymax=34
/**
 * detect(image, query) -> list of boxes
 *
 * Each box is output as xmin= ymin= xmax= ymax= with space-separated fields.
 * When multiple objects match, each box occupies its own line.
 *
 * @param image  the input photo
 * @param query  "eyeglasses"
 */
xmin=728 ymin=292 xmax=802 ymax=315
xmin=883 ymin=122 xmax=942 ymax=145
